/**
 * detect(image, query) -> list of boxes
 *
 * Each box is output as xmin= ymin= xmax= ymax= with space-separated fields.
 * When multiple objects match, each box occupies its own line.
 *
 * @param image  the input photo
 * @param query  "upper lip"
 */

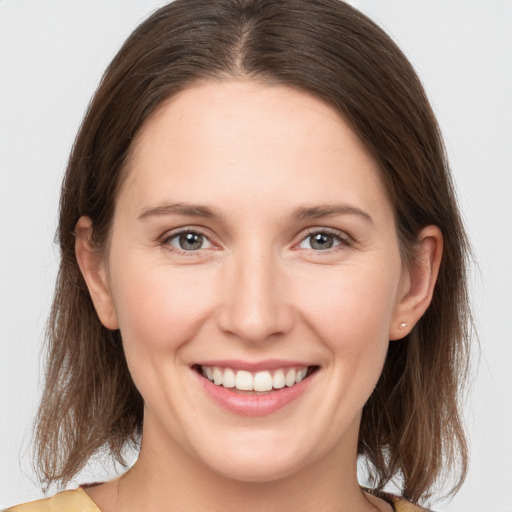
xmin=194 ymin=359 xmax=315 ymax=372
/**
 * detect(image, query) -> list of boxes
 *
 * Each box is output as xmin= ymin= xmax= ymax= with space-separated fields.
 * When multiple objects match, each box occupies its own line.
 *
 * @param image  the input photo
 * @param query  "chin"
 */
xmin=191 ymin=430 xmax=319 ymax=483
xmin=208 ymin=455 xmax=302 ymax=483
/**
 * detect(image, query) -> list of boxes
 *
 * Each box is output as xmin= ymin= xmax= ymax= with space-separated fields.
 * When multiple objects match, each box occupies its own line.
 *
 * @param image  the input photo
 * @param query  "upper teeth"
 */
xmin=202 ymin=366 xmax=308 ymax=392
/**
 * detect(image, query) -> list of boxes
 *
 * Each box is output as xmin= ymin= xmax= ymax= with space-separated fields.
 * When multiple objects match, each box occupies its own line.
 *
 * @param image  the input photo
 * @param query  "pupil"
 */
xmin=311 ymin=233 xmax=333 ymax=250
xmin=179 ymin=232 xmax=203 ymax=250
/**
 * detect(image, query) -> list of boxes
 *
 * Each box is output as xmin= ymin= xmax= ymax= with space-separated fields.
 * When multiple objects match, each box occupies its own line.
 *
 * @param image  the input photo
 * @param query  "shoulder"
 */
xmin=364 ymin=488 xmax=433 ymax=512
xmin=381 ymin=493 xmax=432 ymax=512
xmin=391 ymin=496 xmax=432 ymax=512
xmin=3 ymin=488 xmax=101 ymax=512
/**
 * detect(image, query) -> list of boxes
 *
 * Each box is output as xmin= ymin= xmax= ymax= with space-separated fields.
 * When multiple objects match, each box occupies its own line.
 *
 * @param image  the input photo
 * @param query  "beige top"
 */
xmin=4 ymin=487 xmax=430 ymax=512
xmin=4 ymin=489 xmax=100 ymax=512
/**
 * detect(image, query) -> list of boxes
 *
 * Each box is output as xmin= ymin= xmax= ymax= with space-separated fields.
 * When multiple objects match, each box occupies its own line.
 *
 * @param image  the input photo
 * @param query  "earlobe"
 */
xmin=389 ymin=225 xmax=443 ymax=340
xmin=75 ymin=216 xmax=119 ymax=330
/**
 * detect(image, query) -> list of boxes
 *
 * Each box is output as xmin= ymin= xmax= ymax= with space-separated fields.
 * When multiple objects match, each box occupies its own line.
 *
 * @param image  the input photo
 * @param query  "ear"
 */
xmin=389 ymin=225 xmax=443 ymax=340
xmin=75 ymin=216 xmax=119 ymax=330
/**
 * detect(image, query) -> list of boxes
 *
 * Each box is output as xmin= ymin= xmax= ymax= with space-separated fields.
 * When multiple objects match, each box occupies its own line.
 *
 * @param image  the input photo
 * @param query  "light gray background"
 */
xmin=1 ymin=1 xmax=511 ymax=510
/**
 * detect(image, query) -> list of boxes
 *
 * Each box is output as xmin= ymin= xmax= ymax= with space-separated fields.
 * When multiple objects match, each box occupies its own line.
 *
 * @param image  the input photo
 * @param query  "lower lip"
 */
xmin=196 ymin=370 xmax=315 ymax=416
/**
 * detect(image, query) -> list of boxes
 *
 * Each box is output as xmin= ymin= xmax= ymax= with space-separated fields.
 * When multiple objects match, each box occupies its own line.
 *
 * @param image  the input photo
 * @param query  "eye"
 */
xmin=165 ymin=230 xmax=213 ymax=251
xmin=298 ymin=231 xmax=348 ymax=251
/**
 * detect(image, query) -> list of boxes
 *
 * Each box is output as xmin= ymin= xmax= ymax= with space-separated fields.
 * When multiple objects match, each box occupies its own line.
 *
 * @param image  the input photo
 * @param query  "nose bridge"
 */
xmin=218 ymin=242 xmax=292 ymax=343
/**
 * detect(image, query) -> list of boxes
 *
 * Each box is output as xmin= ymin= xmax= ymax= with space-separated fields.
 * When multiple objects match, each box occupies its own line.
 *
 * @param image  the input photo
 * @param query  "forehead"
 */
xmin=132 ymin=79 xmax=370 ymax=166
xmin=119 ymin=80 xmax=391 ymax=222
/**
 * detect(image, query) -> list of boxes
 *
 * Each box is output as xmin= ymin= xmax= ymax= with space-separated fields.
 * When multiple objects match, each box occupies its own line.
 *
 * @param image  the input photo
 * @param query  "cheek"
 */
xmin=297 ymin=261 xmax=401 ymax=343
xmin=293 ymin=260 xmax=401 ymax=399
xmin=109 ymin=259 xmax=221 ymax=414
xmin=110 ymin=259 xmax=217 ymax=353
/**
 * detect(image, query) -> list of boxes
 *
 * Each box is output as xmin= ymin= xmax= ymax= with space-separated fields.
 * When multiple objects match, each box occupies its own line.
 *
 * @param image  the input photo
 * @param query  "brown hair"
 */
xmin=35 ymin=0 xmax=471 ymax=503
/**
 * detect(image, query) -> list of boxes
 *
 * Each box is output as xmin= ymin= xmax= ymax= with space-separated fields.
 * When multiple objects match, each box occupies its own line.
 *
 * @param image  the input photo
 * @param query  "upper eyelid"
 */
xmin=295 ymin=227 xmax=353 ymax=244
xmin=162 ymin=226 xmax=214 ymax=241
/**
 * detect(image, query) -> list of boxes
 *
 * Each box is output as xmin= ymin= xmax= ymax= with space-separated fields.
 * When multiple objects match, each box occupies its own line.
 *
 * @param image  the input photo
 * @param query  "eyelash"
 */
xmin=297 ymin=227 xmax=353 ymax=253
xmin=160 ymin=227 xmax=353 ymax=256
xmin=161 ymin=228 xmax=216 ymax=257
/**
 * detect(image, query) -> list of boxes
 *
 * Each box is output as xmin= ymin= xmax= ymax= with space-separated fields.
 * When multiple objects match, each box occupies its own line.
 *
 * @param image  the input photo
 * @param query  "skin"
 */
xmin=76 ymin=80 xmax=442 ymax=512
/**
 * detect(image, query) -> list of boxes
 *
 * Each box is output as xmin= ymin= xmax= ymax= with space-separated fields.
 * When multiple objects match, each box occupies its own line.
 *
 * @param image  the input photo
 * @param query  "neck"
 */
xmin=112 ymin=412 xmax=381 ymax=512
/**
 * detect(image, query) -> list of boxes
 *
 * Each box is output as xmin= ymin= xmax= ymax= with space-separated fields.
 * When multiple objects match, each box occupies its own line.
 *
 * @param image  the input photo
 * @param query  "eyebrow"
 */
xmin=137 ymin=201 xmax=373 ymax=224
xmin=292 ymin=204 xmax=373 ymax=224
xmin=137 ymin=202 xmax=222 ymax=221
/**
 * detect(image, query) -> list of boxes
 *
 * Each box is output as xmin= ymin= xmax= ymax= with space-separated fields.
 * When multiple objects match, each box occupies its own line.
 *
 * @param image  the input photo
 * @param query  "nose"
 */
xmin=216 ymin=248 xmax=294 ymax=344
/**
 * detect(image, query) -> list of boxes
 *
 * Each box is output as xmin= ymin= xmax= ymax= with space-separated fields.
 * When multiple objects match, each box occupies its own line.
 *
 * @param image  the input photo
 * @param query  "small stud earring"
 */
xmin=398 ymin=322 xmax=407 ymax=329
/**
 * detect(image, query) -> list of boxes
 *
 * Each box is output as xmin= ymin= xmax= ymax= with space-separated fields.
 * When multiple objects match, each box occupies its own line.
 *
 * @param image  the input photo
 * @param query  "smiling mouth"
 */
xmin=193 ymin=365 xmax=319 ymax=394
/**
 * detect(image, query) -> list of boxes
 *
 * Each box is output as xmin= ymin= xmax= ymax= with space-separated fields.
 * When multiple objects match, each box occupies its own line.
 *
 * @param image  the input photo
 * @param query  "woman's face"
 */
xmin=99 ymin=80 xmax=410 ymax=481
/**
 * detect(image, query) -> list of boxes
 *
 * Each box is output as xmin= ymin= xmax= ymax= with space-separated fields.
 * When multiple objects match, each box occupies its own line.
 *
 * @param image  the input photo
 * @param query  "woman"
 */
xmin=5 ymin=0 xmax=470 ymax=510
